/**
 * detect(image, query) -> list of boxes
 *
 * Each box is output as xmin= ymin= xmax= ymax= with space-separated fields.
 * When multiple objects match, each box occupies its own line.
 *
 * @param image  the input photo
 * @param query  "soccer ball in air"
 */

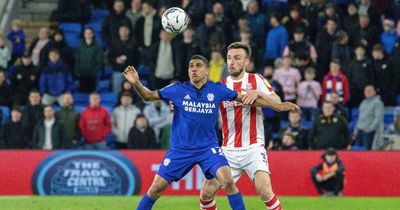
xmin=161 ymin=7 xmax=189 ymax=34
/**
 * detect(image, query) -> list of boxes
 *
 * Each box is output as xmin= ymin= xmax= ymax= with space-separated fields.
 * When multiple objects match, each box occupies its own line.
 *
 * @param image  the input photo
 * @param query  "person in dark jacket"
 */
xmin=127 ymin=114 xmax=156 ymax=149
xmin=28 ymin=27 xmax=55 ymax=67
xmin=0 ymin=70 xmax=11 ymax=107
xmin=33 ymin=105 xmax=67 ymax=149
xmin=176 ymin=27 xmax=201 ymax=82
xmin=279 ymin=110 xmax=309 ymax=149
xmin=75 ymin=27 xmax=104 ymax=93
xmin=348 ymin=14 xmax=379 ymax=50
xmin=10 ymin=53 xmax=40 ymax=105
xmin=195 ymin=12 xmax=226 ymax=58
xmin=393 ymin=20 xmax=400 ymax=93
xmin=343 ymin=3 xmax=359 ymax=33
xmin=135 ymin=1 xmax=161 ymax=49
xmin=50 ymin=0 xmax=91 ymax=24
xmin=56 ymin=92 xmax=80 ymax=149
xmin=311 ymin=148 xmax=345 ymax=196
xmin=309 ymin=102 xmax=351 ymax=150
xmin=331 ymin=30 xmax=352 ymax=72
xmin=101 ymin=0 xmax=132 ymax=46
xmin=22 ymin=90 xmax=44 ymax=145
xmin=52 ymin=30 xmax=74 ymax=69
xmin=0 ymin=106 xmax=28 ymax=149
xmin=347 ymin=44 xmax=375 ymax=107
xmin=316 ymin=18 xmax=337 ymax=76
xmin=371 ymin=44 xmax=396 ymax=106
xmin=39 ymin=49 xmax=74 ymax=105
xmin=108 ymin=25 xmax=141 ymax=94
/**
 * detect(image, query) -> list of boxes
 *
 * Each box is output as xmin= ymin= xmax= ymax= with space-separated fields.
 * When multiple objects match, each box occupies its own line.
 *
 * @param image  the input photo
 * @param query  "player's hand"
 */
xmin=241 ymin=90 xmax=259 ymax=105
xmin=278 ymin=102 xmax=300 ymax=112
xmin=123 ymin=66 xmax=140 ymax=85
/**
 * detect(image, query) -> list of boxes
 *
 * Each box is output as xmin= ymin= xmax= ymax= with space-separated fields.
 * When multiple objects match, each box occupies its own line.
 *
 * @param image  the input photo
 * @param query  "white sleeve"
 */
xmin=256 ymin=74 xmax=274 ymax=95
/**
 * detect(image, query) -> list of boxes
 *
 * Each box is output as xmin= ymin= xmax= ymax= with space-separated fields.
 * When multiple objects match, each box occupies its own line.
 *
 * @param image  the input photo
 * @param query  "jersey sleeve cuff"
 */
xmin=157 ymin=90 xmax=164 ymax=100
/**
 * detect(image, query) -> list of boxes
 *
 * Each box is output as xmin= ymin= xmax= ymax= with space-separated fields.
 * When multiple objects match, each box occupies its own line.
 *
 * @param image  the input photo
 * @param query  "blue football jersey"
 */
xmin=158 ymin=81 xmax=238 ymax=151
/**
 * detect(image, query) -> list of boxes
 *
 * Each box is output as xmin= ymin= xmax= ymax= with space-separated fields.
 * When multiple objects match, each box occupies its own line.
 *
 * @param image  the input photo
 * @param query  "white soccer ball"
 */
xmin=161 ymin=7 xmax=189 ymax=34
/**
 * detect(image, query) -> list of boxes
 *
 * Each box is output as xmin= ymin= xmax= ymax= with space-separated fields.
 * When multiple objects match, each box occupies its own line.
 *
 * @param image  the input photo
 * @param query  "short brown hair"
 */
xmin=372 ymin=44 xmax=384 ymax=52
xmin=227 ymin=42 xmax=252 ymax=58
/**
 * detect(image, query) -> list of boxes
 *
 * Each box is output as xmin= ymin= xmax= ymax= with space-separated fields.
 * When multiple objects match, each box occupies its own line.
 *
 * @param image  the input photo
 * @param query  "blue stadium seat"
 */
xmin=101 ymin=93 xmax=117 ymax=107
xmin=73 ymin=93 xmax=89 ymax=106
xmin=351 ymin=145 xmax=367 ymax=151
xmin=58 ymin=23 xmax=82 ymax=49
xmin=384 ymin=109 xmax=395 ymax=125
xmin=138 ymin=65 xmax=151 ymax=88
xmin=280 ymin=120 xmax=289 ymax=128
xmin=1 ymin=106 xmax=10 ymax=123
xmin=75 ymin=105 xmax=86 ymax=113
xmin=349 ymin=120 xmax=356 ymax=132
xmin=100 ymin=66 xmax=113 ymax=80
xmin=89 ymin=9 xmax=109 ymax=24
xmin=302 ymin=120 xmax=312 ymax=129
xmin=96 ymin=80 xmax=111 ymax=93
xmin=351 ymin=108 xmax=359 ymax=121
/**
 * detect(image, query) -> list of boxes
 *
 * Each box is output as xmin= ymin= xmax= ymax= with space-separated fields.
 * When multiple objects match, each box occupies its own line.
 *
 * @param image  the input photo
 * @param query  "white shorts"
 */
xmin=223 ymin=145 xmax=270 ymax=182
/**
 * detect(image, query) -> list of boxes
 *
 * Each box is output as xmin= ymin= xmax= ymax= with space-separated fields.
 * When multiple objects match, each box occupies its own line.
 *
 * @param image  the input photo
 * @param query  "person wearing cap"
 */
xmin=0 ymin=106 xmax=29 ymax=149
xmin=311 ymin=148 xmax=345 ymax=196
xmin=380 ymin=18 xmax=397 ymax=54
xmin=112 ymin=91 xmax=142 ymax=149
xmin=283 ymin=26 xmax=317 ymax=63
xmin=11 ymin=52 xmax=40 ymax=105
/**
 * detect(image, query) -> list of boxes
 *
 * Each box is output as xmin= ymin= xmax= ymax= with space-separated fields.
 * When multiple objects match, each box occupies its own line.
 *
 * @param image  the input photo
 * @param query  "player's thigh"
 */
xmin=244 ymin=146 xmax=270 ymax=181
xmin=198 ymin=146 xmax=230 ymax=180
xmin=157 ymin=150 xmax=196 ymax=183
xmin=223 ymin=150 xmax=245 ymax=183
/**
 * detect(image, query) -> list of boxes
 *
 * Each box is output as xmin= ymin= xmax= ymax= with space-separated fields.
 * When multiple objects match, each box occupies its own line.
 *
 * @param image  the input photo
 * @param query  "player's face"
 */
xmin=227 ymin=48 xmax=249 ymax=78
xmin=188 ymin=59 xmax=209 ymax=83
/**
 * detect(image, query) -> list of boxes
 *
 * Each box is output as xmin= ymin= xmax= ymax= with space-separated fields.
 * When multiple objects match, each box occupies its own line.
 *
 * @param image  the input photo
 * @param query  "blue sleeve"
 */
xmin=158 ymin=83 xmax=180 ymax=101
xmin=39 ymin=74 xmax=47 ymax=94
xmin=280 ymin=29 xmax=288 ymax=56
xmin=217 ymin=83 xmax=238 ymax=101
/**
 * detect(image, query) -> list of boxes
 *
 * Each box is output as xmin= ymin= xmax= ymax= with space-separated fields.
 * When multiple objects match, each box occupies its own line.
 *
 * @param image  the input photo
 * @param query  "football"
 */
xmin=161 ymin=7 xmax=189 ymax=34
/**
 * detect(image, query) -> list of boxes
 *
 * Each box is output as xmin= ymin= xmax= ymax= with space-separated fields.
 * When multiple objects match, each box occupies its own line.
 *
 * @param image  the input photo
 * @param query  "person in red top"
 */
xmin=79 ymin=91 xmax=112 ymax=149
xmin=322 ymin=59 xmax=350 ymax=105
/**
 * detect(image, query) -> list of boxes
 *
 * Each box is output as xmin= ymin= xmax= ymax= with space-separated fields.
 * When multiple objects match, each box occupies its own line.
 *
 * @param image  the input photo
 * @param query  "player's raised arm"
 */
xmin=123 ymin=66 xmax=160 ymax=101
xmin=235 ymin=91 xmax=299 ymax=112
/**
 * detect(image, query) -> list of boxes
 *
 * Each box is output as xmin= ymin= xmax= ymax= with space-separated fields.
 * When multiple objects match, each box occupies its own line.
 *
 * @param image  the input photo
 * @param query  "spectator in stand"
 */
xmin=75 ymin=28 xmax=104 ymax=93
xmin=279 ymin=110 xmax=309 ymax=149
xmin=261 ymin=0 xmax=289 ymax=18
xmin=358 ymin=0 xmax=381 ymax=32
xmin=232 ymin=16 xmax=249 ymax=42
xmin=212 ymin=2 xmax=234 ymax=44
xmin=143 ymin=100 xmax=170 ymax=145
xmin=331 ymin=30 xmax=352 ymax=72
xmin=293 ymin=53 xmax=319 ymax=80
xmin=126 ymin=0 xmax=142 ymax=31
xmin=56 ymin=92 xmax=80 ymax=149
xmin=112 ymin=92 xmax=141 ymax=149
xmin=102 ymin=0 xmax=132 ymax=46
xmin=180 ymin=0 xmax=206 ymax=27
xmin=394 ymin=21 xmax=400 ymax=93
xmin=208 ymin=50 xmax=227 ymax=82
xmin=0 ymin=35 xmax=11 ymax=70
xmin=239 ymin=29 xmax=260 ymax=68
xmin=50 ymin=0 xmax=91 ymax=24
xmin=311 ymin=148 xmax=345 ymax=196
xmin=316 ymin=18 xmax=337 ymax=76
xmin=297 ymin=67 xmax=321 ymax=121
xmin=347 ymin=44 xmax=374 ymax=107
xmin=149 ymin=30 xmax=180 ymax=89
xmin=0 ymin=106 xmax=28 ymax=149
xmin=282 ymin=5 xmax=309 ymax=39
xmin=10 ymin=52 xmax=40 ymax=105
xmin=383 ymin=114 xmax=400 ymax=150
xmin=264 ymin=14 xmax=288 ymax=66
xmin=28 ymin=27 xmax=54 ymax=67
xmin=279 ymin=132 xmax=299 ymax=150
xmin=348 ymin=14 xmax=379 ymax=50
xmin=283 ymin=27 xmax=317 ymax=63
xmin=33 ymin=105 xmax=67 ymax=150
xmin=298 ymin=0 xmax=319 ymax=41
xmin=316 ymin=3 xmax=342 ymax=32
xmin=354 ymin=85 xmax=384 ymax=150
xmin=6 ymin=19 xmax=26 ymax=65
xmin=330 ymin=92 xmax=348 ymax=121
xmin=195 ymin=12 xmax=226 ymax=58
xmin=52 ymin=30 xmax=74 ymax=69
xmin=22 ymin=90 xmax=44 ymax=144
xmin=135 ymin=0 xmax=161 ymax=49
xmin=371 ymin=44 xmax=396 ymax=106
xmin=177 ymin=27 xmax=200 ymax=82
xmin=116 ymin=81 xmax=143 ymax=110
xmin=39 ymin=49 xmax=74 ymax=105
xmin=245 ymin=0 xmax=267 ymax=45
xmin=380 ymin=18 xmax=397 ymax=54
xmin=127 ymin=114 xmax=156 ymax=149
xmin=273 ymin=56 xmax=301 ymax=103
xmin=309 ymin=102 xmax=351 ymax=150
xmin=0 ymin=70 xmax=11 ymax=107
xmin=343 ymin=3 xmax=358 ymax=33
xmin=108 ymin=25 xmax=141 ymax=94
xmin=79 ymin=92 xmax=112 ymax=149
xmin=322 ymin=59 xmax=350 ymax=105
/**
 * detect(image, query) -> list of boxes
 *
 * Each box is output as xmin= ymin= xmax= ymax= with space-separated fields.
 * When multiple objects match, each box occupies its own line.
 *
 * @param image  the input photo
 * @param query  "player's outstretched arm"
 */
xmin=123 ymin=66 xmax=160 ymax=101
xmin=236 ymin=91 xmax=299 ymax=112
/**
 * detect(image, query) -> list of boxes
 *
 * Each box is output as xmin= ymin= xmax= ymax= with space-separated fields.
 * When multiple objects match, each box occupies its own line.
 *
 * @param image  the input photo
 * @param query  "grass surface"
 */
xmin=0 ymin=196 xmax=399 ymax=210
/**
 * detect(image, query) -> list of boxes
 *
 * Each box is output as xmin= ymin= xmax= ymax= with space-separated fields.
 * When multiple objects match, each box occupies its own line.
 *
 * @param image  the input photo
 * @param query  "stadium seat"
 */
xmin=351 ymin=108 xmax=359 ymax=121
xmin=100 ymin=92 xmax=117 ymax=107
xmin=384 ymin=108 xmax=396 ymax=125
xmin=138 ymin=65 xmax=151 ymax=88
xmin=0 ymin=106 xmax=10 ymax=123
xmin=303 ymin=120 xmax=312 ymax=129
xmin=351 ymin=145 xmax=367 ymax=151
xmin=73 ymin=93 xmax=89 ymax=106
xmin=280 ymin=120 xmax=289 ymax=128
xmin=349 ymin=121 xmax=356 ymax=132
xmin=58 ymin=23 xmax=82 ymax=49
xmin=89 ymin=9 xmax=109 ymax=24
xmin=75 ymin=105 xmax=86 ymax=113
xmin=96 ymin=80 xmax=111 ymax=93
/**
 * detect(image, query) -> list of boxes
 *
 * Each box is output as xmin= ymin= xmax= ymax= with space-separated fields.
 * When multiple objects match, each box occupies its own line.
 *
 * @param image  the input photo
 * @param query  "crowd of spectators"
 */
xmin=0 ymin=0 xmax=400 ymax=150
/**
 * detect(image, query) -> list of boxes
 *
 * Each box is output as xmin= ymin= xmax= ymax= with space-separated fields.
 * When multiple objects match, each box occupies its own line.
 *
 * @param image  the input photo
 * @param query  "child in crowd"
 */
xmin=297 ymin=67 xmax=322 ymax=120
xmin=7 ymin=19 xmax=26 ymax=65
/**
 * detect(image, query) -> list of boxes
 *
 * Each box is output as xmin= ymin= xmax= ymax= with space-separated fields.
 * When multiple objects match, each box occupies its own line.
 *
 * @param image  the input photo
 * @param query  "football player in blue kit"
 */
xmin=123 ymin=55 xmax=298 ymax=210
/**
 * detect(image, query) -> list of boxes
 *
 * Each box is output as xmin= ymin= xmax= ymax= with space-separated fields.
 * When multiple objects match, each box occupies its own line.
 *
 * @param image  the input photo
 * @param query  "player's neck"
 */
xmin=230 ymin=70 xmax=246 ymax=81
xmin=191 ymin=79 xmax=207 ymax=90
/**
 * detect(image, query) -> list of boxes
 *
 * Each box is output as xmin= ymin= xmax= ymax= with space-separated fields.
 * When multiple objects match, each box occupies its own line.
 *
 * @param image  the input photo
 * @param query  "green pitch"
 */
xmin=1 ymin=196 xmax=399 ymax=210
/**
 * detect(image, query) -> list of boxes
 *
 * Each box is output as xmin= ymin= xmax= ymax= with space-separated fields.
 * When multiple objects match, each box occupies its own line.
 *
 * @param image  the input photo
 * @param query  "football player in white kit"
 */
xmin=199 ymin=42 xmax=285 ymax=210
